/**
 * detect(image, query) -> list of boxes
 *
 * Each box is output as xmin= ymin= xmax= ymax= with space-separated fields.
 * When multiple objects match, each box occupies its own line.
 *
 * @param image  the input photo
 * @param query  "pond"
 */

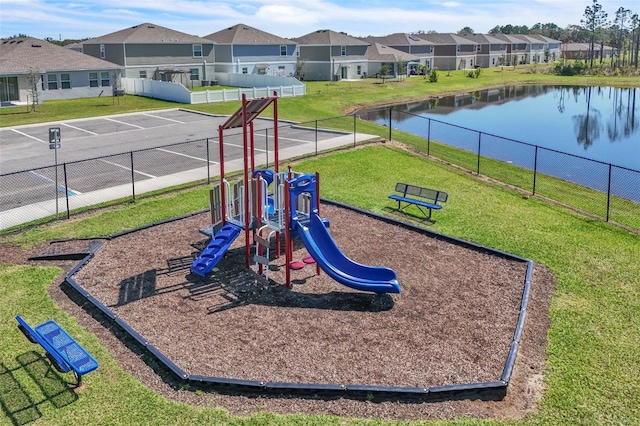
xmin=362 ymin=85 xmax=639 ymax=171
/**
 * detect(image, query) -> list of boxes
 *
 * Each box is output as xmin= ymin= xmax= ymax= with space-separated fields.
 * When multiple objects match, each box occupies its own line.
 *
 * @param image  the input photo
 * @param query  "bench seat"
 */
xmin=388 ymin=194 xmax=443 ymax=211
xmin=388 ymin=182 xmax=448 ymax=221
xmin=16 ymin=315 xmax=99 ymax=386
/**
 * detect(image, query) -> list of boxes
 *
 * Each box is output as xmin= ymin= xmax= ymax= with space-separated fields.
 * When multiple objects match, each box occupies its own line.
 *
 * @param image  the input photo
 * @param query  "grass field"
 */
xmin=1 ymin=68 xmax=639 ymax=425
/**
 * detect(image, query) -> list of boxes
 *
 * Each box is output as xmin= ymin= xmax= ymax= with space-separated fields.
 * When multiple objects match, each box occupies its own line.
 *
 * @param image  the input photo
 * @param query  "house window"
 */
xmin=100 ymin=72 xmax=110 ymax=86
xmin=340 ymin=45 xmax=346 ymax=56
xmin=89 ymin=72 xmax=99 ymax=87
xmin=60 ymin=73 xmax=71 ymax=89
xmin=356 ymin=65 xmax=361 ymax=75
xmin=193 ymin=44 xmax=203 ymax=57
xmin=280 ymin=45 xmax=287 ymax=56
xmin=47 ymin=74 xmax=58 ymax=90
xmin=242 ymin=67 xmax=248 ymax=74
xmin=100 ymin=44 xmax=105 ymax=59
xmin=139 ymin=70 xmax=147 ymax=79
xmin=190 ymin=68 xmax=199 ymax=80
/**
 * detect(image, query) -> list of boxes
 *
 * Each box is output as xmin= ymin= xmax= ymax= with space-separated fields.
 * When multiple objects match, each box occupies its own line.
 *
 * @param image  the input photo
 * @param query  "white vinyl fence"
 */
xmin=122 ymin=74 xmax=305 ymax=104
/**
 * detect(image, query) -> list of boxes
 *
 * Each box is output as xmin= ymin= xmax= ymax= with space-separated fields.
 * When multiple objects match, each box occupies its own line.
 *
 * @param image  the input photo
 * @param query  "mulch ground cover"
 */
xmin=9 ymin=202 xmax=555 ymax=421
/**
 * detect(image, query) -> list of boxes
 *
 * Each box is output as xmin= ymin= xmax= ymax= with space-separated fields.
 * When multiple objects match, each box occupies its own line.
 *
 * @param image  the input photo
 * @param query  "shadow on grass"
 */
xmin=0 ymin=351 xmax=78 ymax=425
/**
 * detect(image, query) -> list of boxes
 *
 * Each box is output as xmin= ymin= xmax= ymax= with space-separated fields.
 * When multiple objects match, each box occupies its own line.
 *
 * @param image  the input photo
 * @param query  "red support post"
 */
xmin=242 ymin=94 xmax=251 ymax=268
xmin=256 ymin=172 xmax=263 ymax=275
xmin=218 ymin=125 xmax=226 ymax=224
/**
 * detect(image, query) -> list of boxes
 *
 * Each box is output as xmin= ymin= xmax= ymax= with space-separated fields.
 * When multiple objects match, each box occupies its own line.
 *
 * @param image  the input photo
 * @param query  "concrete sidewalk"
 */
xmin=0 ymin=132 xmax=378 ymax=230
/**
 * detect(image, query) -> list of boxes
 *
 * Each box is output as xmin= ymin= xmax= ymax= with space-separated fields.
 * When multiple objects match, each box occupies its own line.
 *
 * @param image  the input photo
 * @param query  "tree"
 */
xmin=24 ymin=68 xmax=41 ymax=112
xmin=457 ymin=27 xmax=475 ymax=35
xmin=378 ymin=63 xmax=393 ymax=83
xmin=428 ymin=68 xmax=438 ymax=83
xmin=612 ymin=7 xmax=632 ymax=68
xmin=294 ymin=57 xmax=307 ymax=80
xmin=396 ymin=58 xmax=407 ymax=80
xmin=531 ymin=23 xmax=563 ymax=40
xmin=581 ymin=0 xmax=608 ymax=69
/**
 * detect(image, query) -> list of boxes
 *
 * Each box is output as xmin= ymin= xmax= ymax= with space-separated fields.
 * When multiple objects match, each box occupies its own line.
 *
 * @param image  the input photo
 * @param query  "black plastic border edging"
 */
xmin=62 ymin=202 xmax=534 ymax=401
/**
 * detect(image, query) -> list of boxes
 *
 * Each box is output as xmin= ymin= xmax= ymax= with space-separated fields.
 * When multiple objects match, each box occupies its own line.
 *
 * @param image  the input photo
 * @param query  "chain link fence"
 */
xmin=2 ymin=110 xmax=638 ymax=233
xmin=362 ymin=107 xmax=640 ymax=232
xmin=0 ymin=117 xmax=367 ymax=232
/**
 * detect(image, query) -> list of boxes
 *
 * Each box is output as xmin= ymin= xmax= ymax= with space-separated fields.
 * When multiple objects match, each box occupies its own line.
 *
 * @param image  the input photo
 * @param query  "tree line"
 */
xmin=485 ymin=1 xmax=638 ymax=70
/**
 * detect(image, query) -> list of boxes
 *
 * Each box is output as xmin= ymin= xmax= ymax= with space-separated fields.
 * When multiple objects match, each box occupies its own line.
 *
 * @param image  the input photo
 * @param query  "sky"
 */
xmin=1 ymin=0 xmax=638 ymax=41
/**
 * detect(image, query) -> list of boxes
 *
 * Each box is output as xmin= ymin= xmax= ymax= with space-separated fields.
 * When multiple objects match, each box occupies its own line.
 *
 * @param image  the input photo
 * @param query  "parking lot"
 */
xmin=0 ymin=109 xmax=373 ymax=229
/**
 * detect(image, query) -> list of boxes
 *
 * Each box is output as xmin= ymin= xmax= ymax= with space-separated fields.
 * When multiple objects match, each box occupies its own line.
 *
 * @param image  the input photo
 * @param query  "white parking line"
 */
xmin=28 ymin=171 xmax=82 ymax=195
xmin=11 ymin=129 xmax=46 ymax=144
xmin=156 ymin=148 xmax=220 ymax=163
xmin=273 ymin=135 xmax=314 ymax=144
xmin=210 ymin=141 xmax=269 ymax=153
xmin=99 ymin=159 xmax=157 ymax=178
xmin=143 ymin=113 xmax=185 ymax=124
xmin=60 ymin=122 xmax=99 ymax=135
xmin=104 ymin=117 xmax=145 ymax=129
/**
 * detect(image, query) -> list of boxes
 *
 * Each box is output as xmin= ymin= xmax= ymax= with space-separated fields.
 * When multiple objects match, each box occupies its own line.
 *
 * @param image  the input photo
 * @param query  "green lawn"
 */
xmin=1 ymin=68 xmax=639 ymax=425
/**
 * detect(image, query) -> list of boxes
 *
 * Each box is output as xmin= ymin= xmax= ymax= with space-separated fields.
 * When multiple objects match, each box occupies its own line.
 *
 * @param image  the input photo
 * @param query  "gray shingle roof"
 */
xmin=362 ymin=33 xmax=433 ymax=46
xmin=0 ymin=37 xmax=121 ymax=74
xmin=205 ymin=23 xmax=292 ymax=45
xmin=83 ymin=23 xmax=212 ymax=44
xmin=292 ymin=29 xmax=370 ymax=46
xmin=415 ymin=33 xmax=477 ymax=45
xmin=457 ymin=33 xmax=505 ymax=44
xmin=366 ymin=43 xmax=419 ymax=61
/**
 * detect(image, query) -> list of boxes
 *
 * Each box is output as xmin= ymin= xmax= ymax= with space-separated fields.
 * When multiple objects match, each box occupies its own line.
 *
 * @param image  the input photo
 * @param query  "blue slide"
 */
xmin=294 ymin=213 xmax=400 ymax=294
xmin=190 ymin=223 xmax=242 ymax=277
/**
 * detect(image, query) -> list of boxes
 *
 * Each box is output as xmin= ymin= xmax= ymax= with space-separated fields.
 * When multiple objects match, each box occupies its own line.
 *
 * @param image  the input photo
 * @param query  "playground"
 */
xmin=9 ymin=95 xmax=556 ymax=420
xmin=62 ymin=201 xmax=554 ymax=419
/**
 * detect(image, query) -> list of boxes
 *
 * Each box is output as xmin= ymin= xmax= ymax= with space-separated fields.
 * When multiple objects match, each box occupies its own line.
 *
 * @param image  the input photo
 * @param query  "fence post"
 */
xmin=388 ymin=107 xmax=392 ymax=141
xmin=476 ymin=132 xmax=482 ymax=174
xmin=315 ymin=120 xmax=318 ymax=156
xmin=606 ymin=164 xmax=612 ymax=222
xmin=130 ymin=151 xmax=136 ymax=202
xmin=533 ymin=146 xmax=538 ymax=195
xmin=265 ymin=128 xmax=269 ymax=167
xmin=427 ymin=118 xmax=431 ymax=156
xmin=63 ymin=163 xmax=70 ymax=219
xmin=206 ymin=138 xmax=210 ymax=184
xmin=353 ymin=113 xmax=356 ymax=147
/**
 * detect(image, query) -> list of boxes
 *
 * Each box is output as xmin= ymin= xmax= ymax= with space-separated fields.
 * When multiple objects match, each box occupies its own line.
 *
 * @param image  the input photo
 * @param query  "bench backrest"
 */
xmin=395 ymin=182 xmax=448 ymax=204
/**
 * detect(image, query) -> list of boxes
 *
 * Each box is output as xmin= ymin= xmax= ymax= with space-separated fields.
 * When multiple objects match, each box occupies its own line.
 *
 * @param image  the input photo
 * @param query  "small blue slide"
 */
xmin=190 ymin=223 xmax=242 ymax=277
xmin=294 ymin=213 xmax=400 ymax=294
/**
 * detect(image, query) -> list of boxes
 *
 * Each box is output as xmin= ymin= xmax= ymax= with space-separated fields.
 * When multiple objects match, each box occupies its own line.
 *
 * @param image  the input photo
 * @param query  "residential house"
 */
xmin=82 ymin=23 xmax=215 ymax=86
xmin=204 ymin=24 xmax=298 ymax=78
xmin=458 ymin=33 xmax=507 ymax=68
xmin=361 ymin=33 xmax=434 ymax=73
xmin=365 ymin=43 xmax=420 ymax=77
xmin=511 ymin=34 xmax=547 ymax=64
xmin=561 ymin=43 xmax=615 ymax=61
xmin=491 ymin=34 xmax=531 ymax=65
xmin=527 ymin=34 xmax=562 ymax=62
xmin=415 ymin=33 xmax=478 ymax=70
xmin=0 ymin=37 xmax=121 ymax=103
xmin=292 ymin=30 xmax=370 ymax=81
